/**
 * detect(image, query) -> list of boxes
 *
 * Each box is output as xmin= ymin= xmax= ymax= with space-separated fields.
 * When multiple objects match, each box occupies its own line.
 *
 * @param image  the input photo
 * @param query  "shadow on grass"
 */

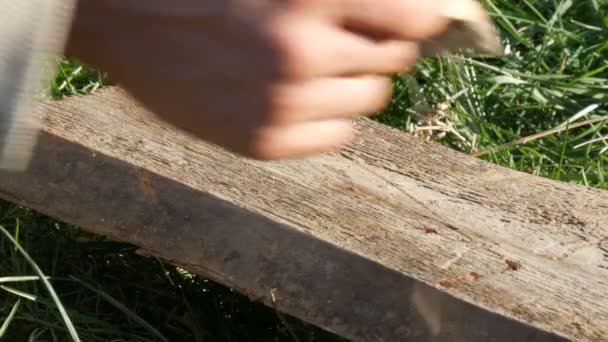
xmin=0 ymin=200 xmax=347 ymax=341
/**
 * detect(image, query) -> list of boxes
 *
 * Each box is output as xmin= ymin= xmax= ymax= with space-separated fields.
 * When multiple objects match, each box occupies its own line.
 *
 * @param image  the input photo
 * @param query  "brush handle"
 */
xmin=0 ymin=0 xmax=76 ymax=171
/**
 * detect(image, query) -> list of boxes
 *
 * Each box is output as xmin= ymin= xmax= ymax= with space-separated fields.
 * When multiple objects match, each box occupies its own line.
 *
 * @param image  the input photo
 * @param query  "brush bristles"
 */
xmin=0 ymin=107 xmax=38 ymax=171
xmin=0 ymin=0 xmax=76 ymax=171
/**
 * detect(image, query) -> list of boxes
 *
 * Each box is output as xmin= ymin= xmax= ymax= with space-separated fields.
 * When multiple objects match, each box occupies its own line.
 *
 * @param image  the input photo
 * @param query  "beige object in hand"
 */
xmin=421 ymin=0 xmax=503 ymax=57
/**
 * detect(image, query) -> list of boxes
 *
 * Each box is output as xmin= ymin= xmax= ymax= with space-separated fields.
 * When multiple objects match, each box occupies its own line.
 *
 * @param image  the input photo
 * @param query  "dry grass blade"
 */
xmin=574 ymin=135 xmax=608 ymax=149
xmin=270 ymin=289 xmax=301 ymax=342
xmin=0 ymin=285 xmax=37 ymax=301
xmin=69 ymin=276 xmax=170 ymax=342
xmin=0 ymin=276 xmax=49 ymax=284
xmin=0 ymin=225 xmax=81 ymax=342
xmin=472 ymin=116 xmax=608 ymax=157
xmin=0 ymin=299 xmax=20 ymax=338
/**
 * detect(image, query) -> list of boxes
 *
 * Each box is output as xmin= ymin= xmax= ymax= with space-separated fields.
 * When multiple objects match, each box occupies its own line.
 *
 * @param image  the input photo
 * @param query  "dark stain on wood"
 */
xmin=505 ymin=259 xmax=521 ymax=271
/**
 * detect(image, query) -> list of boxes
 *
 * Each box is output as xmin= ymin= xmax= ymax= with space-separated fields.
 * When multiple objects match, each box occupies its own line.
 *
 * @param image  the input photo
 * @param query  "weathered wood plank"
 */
xmin=1 ymin=86 xmax=607 ymax=341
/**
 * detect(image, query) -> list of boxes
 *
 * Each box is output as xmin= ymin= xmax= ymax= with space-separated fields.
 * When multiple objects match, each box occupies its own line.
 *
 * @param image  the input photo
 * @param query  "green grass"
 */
xmin=379 ymin=0 xmax=608 ymax=189
xmin=1 ymin=0 xmax=608 ymax=341
xmin=49 ymin=58 xmax=111 ymax=100
xmin=0 ymin=205 xmax=346 ymax=341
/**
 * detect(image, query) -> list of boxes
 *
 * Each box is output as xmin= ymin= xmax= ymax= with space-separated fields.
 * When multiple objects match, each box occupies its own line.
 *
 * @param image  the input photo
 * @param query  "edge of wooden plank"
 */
xmin=0 ymin=131 xmax=567 ymax=342
xmin=1 ymin=86 xmax=607 ymax=341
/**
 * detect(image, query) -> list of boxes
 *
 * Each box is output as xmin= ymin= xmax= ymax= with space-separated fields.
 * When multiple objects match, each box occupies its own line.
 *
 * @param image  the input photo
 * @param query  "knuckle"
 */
xmin=367 ymin=77 xmax=393 ymax=111
xmin=398 ymin=43 xmax=420 ymax=70
xmin=266 ymin=86 xmax=299 ymax=124
xmin=380 ymin=41 xmax=420 ymax=73
xmin=284 ymin=0 xmax=315 ymax=9
xmin=278 ymin=41 xmax=310 ymax=78
xmin=245 ymin=131 xmax=284 ymax=160
xmin=267 ymin=20 xmax=314 ymax=79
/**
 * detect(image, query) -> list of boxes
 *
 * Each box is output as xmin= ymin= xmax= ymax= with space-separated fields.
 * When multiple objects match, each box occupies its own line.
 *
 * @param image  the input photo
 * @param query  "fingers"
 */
xmin=331 ymin=38 xmax=419 ymax=75
xmin=271 ymin=18 xmax=420 ymax=78
xmin=333 ymin=0 xmax=449 ymax=41
xmin=231 ymin=75 xmax=391 ymax=159
xmin=266 ymin=75 xmax=392 ymax=124
xmin=243 ymin=119 xmax=354 ymax=160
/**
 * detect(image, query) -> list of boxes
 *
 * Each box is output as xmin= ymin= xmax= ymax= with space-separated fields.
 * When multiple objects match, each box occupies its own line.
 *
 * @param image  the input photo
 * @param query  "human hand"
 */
xmin=66 ymin=0 xmax=448 ymax=159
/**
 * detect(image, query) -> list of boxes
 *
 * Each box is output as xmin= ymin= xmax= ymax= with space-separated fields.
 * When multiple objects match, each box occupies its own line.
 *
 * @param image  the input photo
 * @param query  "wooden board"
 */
xmin=1 ymin=86 xmax=607 ymax=341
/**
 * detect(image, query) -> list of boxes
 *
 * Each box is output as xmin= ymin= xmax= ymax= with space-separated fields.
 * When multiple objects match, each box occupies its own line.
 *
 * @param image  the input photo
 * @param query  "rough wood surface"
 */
xmin=1 ymin=87 xmax=607 ymax=341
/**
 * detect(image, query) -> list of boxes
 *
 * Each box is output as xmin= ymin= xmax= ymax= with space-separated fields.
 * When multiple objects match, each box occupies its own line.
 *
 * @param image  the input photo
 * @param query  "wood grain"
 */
xmin=1 ymin=87 xmax=607 ymax=341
